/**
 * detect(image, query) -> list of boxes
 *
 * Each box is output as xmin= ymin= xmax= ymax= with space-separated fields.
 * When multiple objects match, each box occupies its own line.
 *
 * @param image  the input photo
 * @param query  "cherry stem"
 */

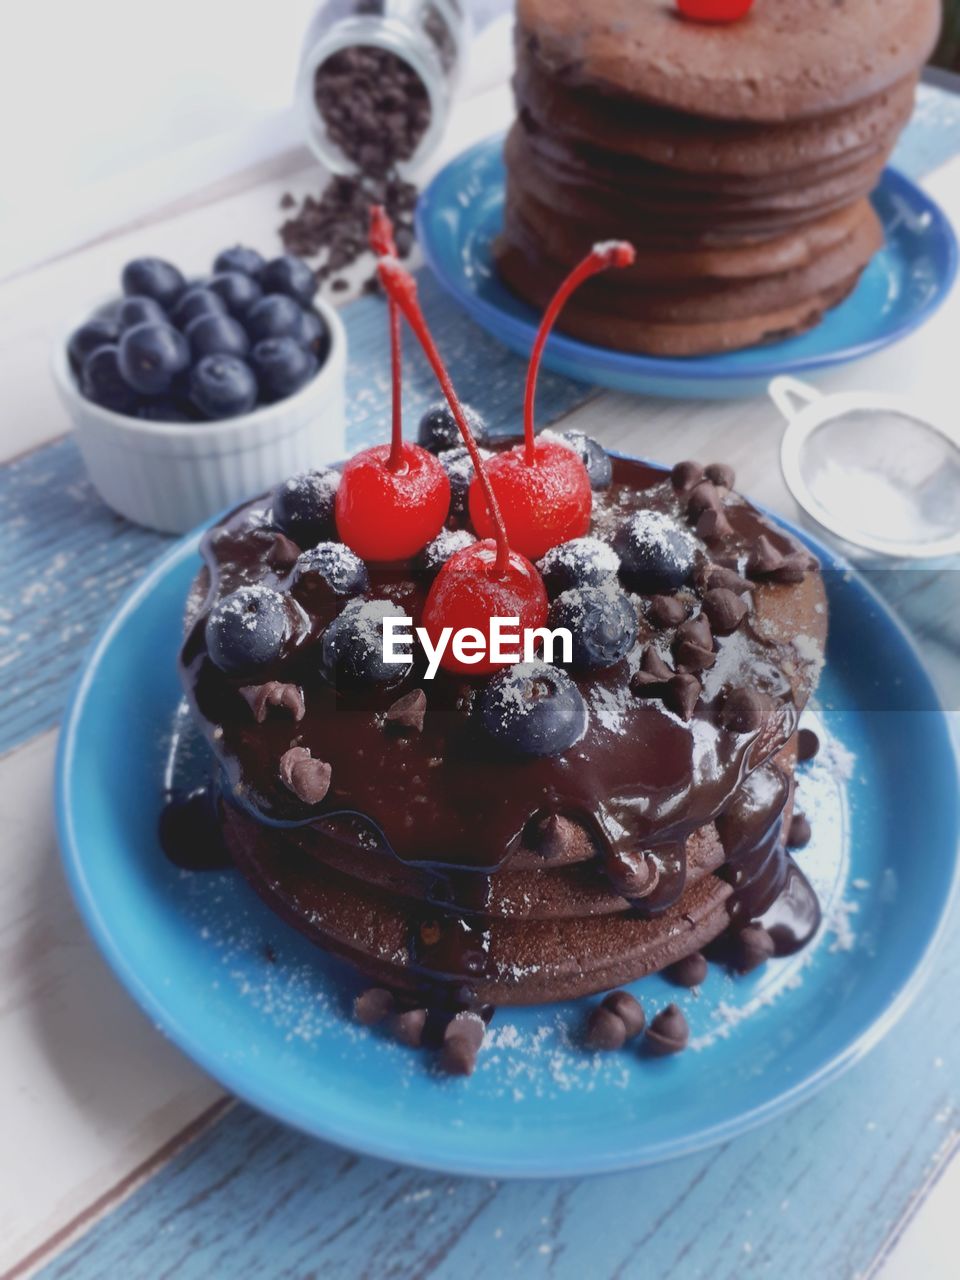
xmin=521 ymin=240 xmax=636 ymax=465
xmin=377 ymin=257 xmax=513 ymax=578
xmin=369 ymin=206 xmax=404 ymax=472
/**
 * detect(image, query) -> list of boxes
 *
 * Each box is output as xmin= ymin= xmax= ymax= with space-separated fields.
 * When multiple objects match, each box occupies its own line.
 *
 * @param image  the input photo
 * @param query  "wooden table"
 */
xmin=1 ymin=79 xmax=958 ymax=1280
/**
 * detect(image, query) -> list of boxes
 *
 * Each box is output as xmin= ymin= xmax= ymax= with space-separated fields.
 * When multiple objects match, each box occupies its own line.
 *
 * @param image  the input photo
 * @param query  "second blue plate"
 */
xmin=415 ymin=136 xmax=957 ymax=398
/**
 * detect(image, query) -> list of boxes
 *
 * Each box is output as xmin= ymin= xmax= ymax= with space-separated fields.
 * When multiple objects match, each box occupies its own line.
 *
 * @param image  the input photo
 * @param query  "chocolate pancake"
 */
xmin=514 ymin=58 xmax=919 ymax=176
xmin=174 ymin=452 xmax=826 ymax=1006
xmin=516 ymin=0 xmax=939 ymax=121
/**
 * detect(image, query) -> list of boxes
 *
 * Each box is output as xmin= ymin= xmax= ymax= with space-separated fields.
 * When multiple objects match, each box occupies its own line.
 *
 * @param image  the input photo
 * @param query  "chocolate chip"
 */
xmin=702 ymin=563 xmax=752 ymax=595
xmin=645 ymin=1003 xmax=689 ymax=1056
xmin=771 ymin=551 xmax=814 ymax=583
xmin=648 ymin=594 xmax=687 ymax=629
xmin=720 ymin=687 xmax=766 ymax=733
xmin=384 ymin=687 xmax=426 ymax=734
xmin=747 ymin=534 xmax=785 ymax=579
xmin=533 ymin=813 xmax=580 ymax=860
xmin=279 ymin=192 xmax=296 ymax=210
xmin=438 ymin=1037 xmax=477 ymax=1076
xmin=734 ymin=924 xmax=776 ymax=973
xmin=241 ymin=681 xmax=305 ymax=724
xmin=687 ymin=480 xmax=722 ymax=520
xmin=704 ymin=462 xmax=735 ymax=489
xmin=585 ymin=1005 xmax=627 ymax=1051
xmin=673 ymin=614 xmax=715 ymax=672
xmin=354 ymin=987 xmax=395 ymax=1026
xmin=788 ymin=812 xmax=812 ymax=848
xmin=602 ymin=990 xmax=646 ymax=1039
xmin=444 ymin=1010 xmax=485 ymax=1052
xmin=267 ymin=532 xmax=301 ymax=570
xmin=702 ymin=587 xmax=748 ymax=635
xmin=798 ymin=728 xmax=820 ymax=761
xmin=604 ymin=848 xmax=660 ymax=899
xmin=389 ymin=1007 xmax=427 ymax=1047
xmin=279 ymin=746 xmax=332 ymax=804
xmin=696 ymin=507 xmax=733 ymax=543
xmin=667 ymin=952 xmax=708 ymax=987
xmin=631 ymin=647 xmax=674 ymax=690
xmin=665 ymin=672 xmax=701 ymax=721
xmin=670 ymin=460 xmax=704 ymax=492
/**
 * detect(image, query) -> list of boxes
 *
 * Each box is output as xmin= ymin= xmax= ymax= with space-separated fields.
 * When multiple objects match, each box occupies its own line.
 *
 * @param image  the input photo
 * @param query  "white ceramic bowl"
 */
xmin=52 ymin=297 xmax=347 ymax=534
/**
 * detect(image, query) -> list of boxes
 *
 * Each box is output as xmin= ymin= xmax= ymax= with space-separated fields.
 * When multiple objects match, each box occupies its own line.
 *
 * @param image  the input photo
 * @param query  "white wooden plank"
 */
xmin=0 ymin=731 xmax=224 ymax=1272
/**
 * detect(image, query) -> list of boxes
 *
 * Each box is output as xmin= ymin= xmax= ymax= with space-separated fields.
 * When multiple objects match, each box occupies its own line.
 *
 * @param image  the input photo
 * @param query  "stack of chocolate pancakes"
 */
xmin=179 ymin=447 xmax=827 ymax=1007
xmin=495 ymin=0 xmax=940 ymax=355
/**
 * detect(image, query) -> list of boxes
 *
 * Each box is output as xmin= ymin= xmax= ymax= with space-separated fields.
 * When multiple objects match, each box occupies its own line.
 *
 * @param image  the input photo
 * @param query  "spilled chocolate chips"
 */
xmin=645 ymin=1003 xmax=689 ymax=1056
xmin=666 ymin=951 xmax=708 ymax=988
xmin=585 ymin=990 xmax=645 ymax=1050
xmin=439 ymin=1011 xmax=486 ymax=1076
xmin=733 ymin=924 xmax=776 ymax=973
xmin=279 ymin=745 xmax=332 ymax=804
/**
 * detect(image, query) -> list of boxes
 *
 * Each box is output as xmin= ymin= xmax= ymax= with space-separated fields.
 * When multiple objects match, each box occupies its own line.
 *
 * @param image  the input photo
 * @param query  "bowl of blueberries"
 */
xmin=53 ymin=246 xmax=346 ymax=534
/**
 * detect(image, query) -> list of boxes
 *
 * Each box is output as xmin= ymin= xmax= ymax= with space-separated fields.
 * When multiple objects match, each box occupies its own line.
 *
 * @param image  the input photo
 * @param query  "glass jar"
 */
xmin=296 ymin=0 xmax=470 ymax=178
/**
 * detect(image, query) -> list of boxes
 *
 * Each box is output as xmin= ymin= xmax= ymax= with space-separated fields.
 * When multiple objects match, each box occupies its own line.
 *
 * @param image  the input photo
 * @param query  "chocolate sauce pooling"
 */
xmin=175 ymin=453 xmax=823 ymax=990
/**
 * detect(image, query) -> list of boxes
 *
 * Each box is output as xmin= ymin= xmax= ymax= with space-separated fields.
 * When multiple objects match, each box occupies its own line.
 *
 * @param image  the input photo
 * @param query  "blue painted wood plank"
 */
xmin=0 ymin=273 xmax=593 ymax=756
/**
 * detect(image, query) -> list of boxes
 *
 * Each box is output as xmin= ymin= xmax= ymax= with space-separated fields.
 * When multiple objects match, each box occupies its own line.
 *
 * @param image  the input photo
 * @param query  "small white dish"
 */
xmin=52 ymin=296 xmax=347 ymax=535
xmin=770 ymin=376 xmax=960 ymax=565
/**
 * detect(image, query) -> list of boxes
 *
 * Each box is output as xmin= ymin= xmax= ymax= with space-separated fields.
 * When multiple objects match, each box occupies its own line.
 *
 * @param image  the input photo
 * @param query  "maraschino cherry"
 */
xmin=334 ymin=208 xmax=450 ymax=561
xmin=376 ymin=255 xmax=548 ymax=675
xmin=468 ymin=240 xmax=635 ymax=561
xmin=676 ymin=0 xmax=754 ymax=22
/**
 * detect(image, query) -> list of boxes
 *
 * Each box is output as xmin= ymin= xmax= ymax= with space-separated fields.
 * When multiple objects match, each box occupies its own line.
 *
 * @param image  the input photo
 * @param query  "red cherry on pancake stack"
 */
xmin=334 ymin=208 xmax=450 ymax=561
xmin=468 ymin=241 xmax=635 ymax=560
xmin=676 ymin=0 xmax=754 ymax=23
xmin=376 ymin=254 xmax=548 ymax=675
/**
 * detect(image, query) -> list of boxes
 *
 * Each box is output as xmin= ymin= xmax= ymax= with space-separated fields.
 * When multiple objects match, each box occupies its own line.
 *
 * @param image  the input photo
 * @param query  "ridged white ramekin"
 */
xmin=52 ymin=297 xmax=347 ymax=534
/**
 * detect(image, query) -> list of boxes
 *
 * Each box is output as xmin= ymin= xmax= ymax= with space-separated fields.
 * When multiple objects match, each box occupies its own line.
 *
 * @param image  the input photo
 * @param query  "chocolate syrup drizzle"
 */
xmin=172 ymin=453 xmax=823 ymax=989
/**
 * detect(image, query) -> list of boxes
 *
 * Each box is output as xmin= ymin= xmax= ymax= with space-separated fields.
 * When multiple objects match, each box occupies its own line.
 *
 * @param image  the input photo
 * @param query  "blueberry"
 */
xmin=549 ymin=585 xmax=638 ymax=670
xmin=419 ymin=528 xmax=476 ymax=573
xmin=185 ymin=313 xmax=250 ymax=360
xmin=121 ymin=257 xmax=185 ymax=308
xmin=208 ymin=271 xmax=263 ymax=316
xmin=298 ymin=308 xmax=330 ymax=362
xmin=477 ymin=661 xmax=587 ymax=757
xmin=80 ymin=345 xmax=137 ymax=412
xmin=189 ymin=354 xmax=258 ymax=419
xmin=537 ymin=536 xmax=620 ymax=598
xmin=117 ymin=295 xmax=167 ymax=329
xmin=437 ymin=445 xmax=491 ymax=514
xmin=613 ymin=510 xmax=698 ymax=593
xmin=250 ymin=337 xmax=317 ymax=401
xmin=117 ymin=322 xmax=190 ymax=395
xmin=213 ymin=245 xmax=265 ymax=277
xmin=289 ymin=542 xmax=369 ymax=606
xmin=68 ymin=318 xmax=119 ymax=371
xmin=320 ymin=599 xmax=412 ymax=687
xmin=272 ymin=468 xmax=339 ymax=547
xmin=171 ymin=286 xmax=227 ymax=329
xmin=259 ymin=254 xmax=318 ymax=307
xmin=245 ymin=294 xmax=305 ymax=343
xmin=205 ymin=584 xmax=296 ymax=676
xmin=418 ymin=402 xmax=487 ymax=453
xmin=556 ymin=430 xmax=612 ymax=490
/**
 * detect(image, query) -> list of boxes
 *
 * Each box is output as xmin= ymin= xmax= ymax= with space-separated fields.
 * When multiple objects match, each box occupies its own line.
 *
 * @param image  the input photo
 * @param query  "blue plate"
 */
xmin=415 ymin=136 xmax=958 ymax=398
xmin=56 ymin=492 xmax=959 ymax=1177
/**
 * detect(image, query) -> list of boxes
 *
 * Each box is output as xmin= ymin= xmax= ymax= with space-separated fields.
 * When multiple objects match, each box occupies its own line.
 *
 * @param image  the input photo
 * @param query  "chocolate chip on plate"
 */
xmin=585 ymin=1004 xmax=627 ymax=1051
xmin=602 ymin=990 xmax=646 ymax=1039
xmin=645 ymin=1004 xmax=689 ymax=1056
xmin=354 ymin=987 xmax=395 ymax=1026
xmin=667 ymin=952 xmax=708 ymax=988
xmin=798 ymin=727 xmax=820 ymax=761
xmin=787 ymin=812 xmax=812 ymax=848
xmin=390 ymin=1007 xmax=428 ymax=1047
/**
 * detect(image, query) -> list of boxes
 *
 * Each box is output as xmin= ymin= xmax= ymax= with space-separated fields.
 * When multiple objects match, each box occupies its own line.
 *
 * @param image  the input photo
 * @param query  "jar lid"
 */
xmin=770 ymin=376 xmax=960 ymax=563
